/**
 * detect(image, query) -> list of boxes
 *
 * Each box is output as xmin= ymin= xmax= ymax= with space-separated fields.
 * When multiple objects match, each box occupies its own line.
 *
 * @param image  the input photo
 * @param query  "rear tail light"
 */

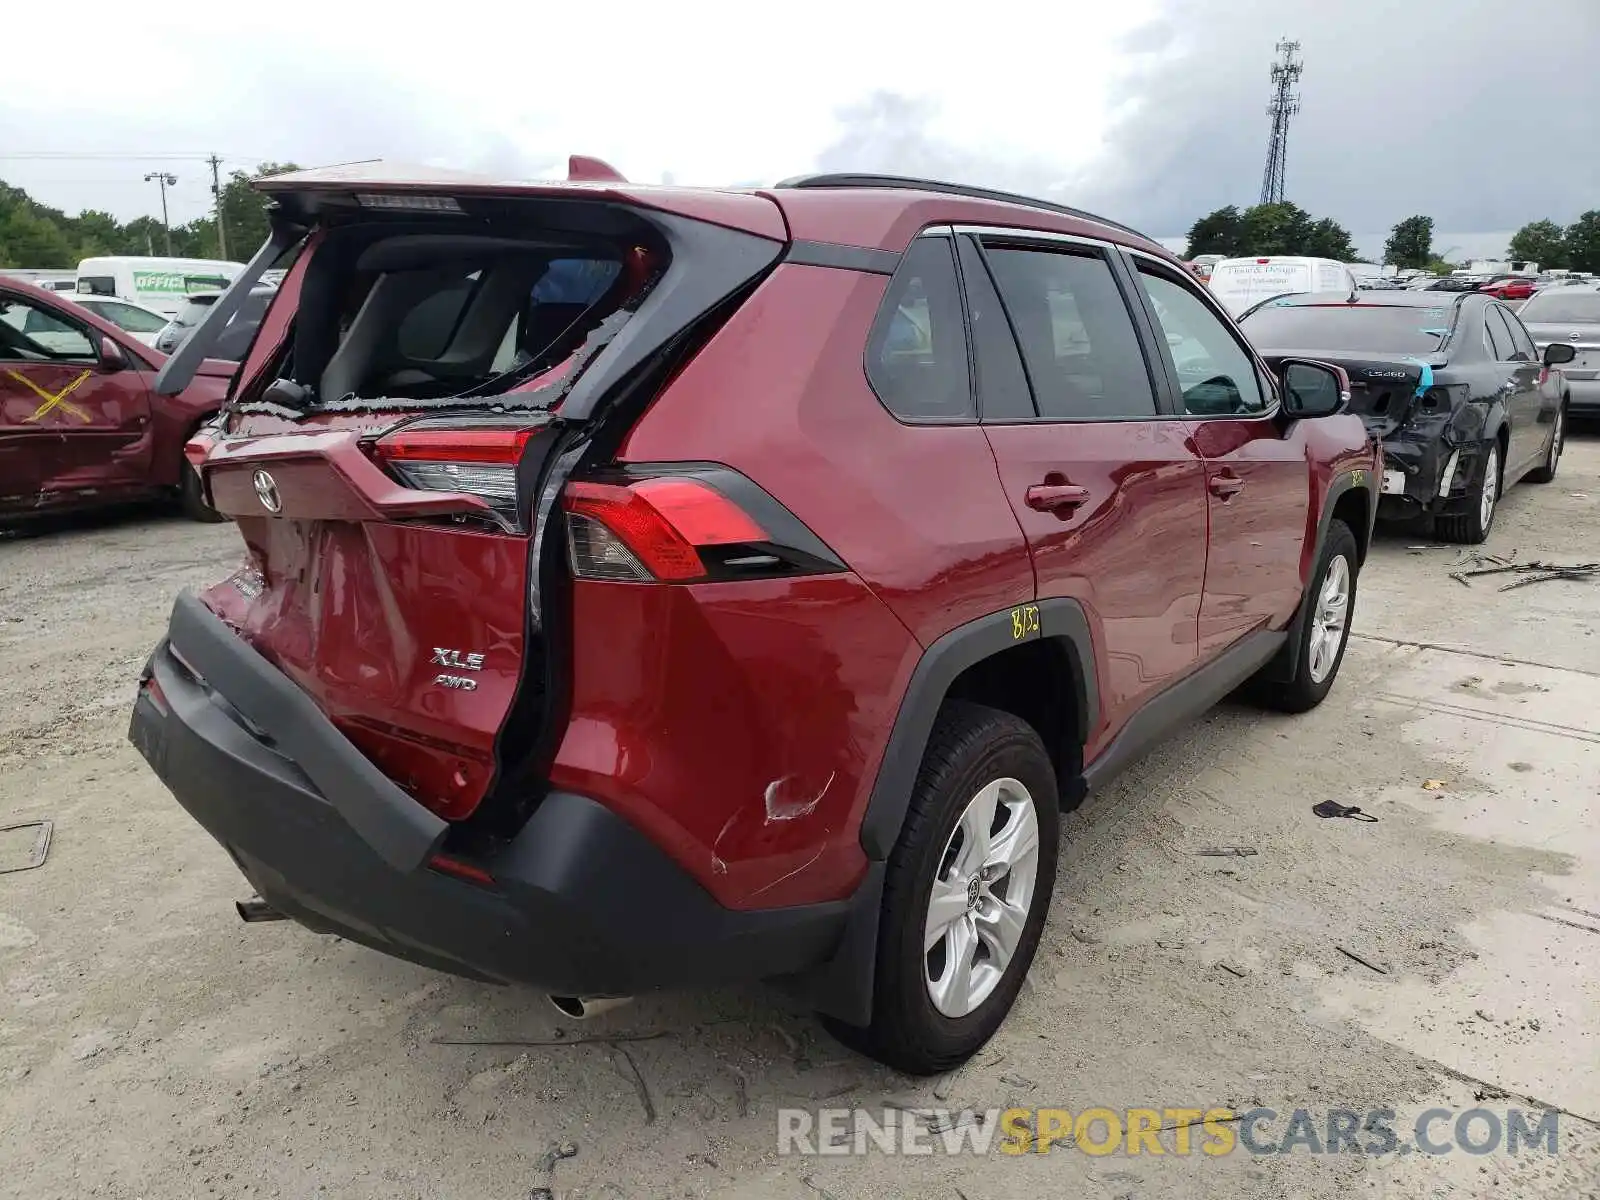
xmin=562 ymin=470 xmax=843 ymax=584
xmin=369 ymin=419 xmax=546 ymax=529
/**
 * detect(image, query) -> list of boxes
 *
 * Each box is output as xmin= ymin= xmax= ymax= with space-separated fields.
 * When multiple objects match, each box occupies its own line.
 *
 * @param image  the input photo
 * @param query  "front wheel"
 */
xmin=822 ymin=702 xmax=1059 ymax=1075
xmin=1525 ymin=405 xmax=1564 ymax=484
xmin=1252 ymin=518 xmax=1359 ymax=714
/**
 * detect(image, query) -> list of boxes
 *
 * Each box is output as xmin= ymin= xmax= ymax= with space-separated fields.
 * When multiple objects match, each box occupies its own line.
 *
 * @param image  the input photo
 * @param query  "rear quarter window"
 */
xmin=864 ymin=236 xmax=974 ymax=421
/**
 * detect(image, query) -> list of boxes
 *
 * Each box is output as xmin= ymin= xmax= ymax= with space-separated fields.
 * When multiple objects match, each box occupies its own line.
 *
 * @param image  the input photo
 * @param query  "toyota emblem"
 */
xmin=252 ymin=469 xmax=282 ymax=513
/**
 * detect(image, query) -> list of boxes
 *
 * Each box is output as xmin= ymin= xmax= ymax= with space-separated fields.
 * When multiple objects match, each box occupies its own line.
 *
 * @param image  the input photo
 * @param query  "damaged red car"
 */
xmin=0 ymin=279 xmax=232 ymax=520
xmin=129 ymin=161 xmax=1377 ymax=1074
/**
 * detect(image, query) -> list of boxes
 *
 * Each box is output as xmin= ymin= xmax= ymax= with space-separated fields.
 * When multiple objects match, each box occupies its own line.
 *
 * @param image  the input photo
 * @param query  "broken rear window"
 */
xmin=264 ymin=226 xmax=648 ymax=409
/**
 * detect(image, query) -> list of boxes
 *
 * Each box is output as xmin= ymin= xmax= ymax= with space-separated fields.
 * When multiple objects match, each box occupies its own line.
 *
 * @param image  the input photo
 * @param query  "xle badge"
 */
xmin=1010 ymin=605 xmax=1040 ymax=640
xmin=431 ymin=647 xmax=486 ymax=692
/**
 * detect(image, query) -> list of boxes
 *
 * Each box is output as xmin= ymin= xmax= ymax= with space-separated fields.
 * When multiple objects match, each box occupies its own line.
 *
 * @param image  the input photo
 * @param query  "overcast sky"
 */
xmin=4 ymin=0 xmax=1595 ymax=250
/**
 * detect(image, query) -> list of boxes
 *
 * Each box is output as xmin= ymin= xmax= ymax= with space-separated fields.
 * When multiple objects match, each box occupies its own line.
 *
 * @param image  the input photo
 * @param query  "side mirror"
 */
xmin=1279 ymin=359 xmax=1350 ymax=418
xmin=98 ymin=337 xmax=127 ymax=371
xmin=1543 ymin=342 xmax=1577 ymax=367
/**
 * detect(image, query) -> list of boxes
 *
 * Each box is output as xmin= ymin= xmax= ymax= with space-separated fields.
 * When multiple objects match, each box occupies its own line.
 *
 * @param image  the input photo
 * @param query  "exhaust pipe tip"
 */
xmin=548 ymin=995 xmax=633 ymax=1020
xmin=236 ymin=897 xmax=287 ymax=923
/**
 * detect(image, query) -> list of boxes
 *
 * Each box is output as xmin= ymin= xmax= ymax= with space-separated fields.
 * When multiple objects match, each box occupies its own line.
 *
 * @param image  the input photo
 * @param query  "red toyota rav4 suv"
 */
xmin=130 ymin=161 xmax=1378 ymax=1073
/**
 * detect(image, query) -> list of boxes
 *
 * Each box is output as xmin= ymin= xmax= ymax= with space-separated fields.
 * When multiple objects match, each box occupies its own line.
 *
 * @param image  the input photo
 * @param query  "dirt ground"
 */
xmin=2 ymin=437 xmax=1598 ymax=1200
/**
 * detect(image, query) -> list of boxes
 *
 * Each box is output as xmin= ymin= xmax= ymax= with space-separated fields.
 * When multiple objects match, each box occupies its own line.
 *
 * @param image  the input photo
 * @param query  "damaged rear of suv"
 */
xmin=130 ymin=159 xmax=867 ymax=998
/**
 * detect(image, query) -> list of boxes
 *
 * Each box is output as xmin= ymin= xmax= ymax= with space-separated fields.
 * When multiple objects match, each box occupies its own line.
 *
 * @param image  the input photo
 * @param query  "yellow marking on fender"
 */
xmin=7 ymin=369 xmax=93 ymax=424
xmin=1010 ymin=604 xmax=1041 ymax=640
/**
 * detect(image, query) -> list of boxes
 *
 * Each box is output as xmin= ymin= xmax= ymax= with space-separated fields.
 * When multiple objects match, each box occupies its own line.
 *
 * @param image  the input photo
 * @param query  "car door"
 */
xmin=1124 ymin=254 xmax=1310 ymax=659
xmin=958 ymin=230 xmax=1209 ymax=760
xmin=1484 ymin=303 xmax=1543 ymax=475
xmin=0 ymin=290 xmax=154 ymax=509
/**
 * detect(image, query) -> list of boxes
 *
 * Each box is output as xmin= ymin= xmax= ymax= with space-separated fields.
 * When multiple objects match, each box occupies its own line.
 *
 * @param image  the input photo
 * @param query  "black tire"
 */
xmin=1434 ymin=439 xmax=1500 ymax=544
xmin=179 ymin=457 xmax=226 ymax=523
xmin=822 ymin=702 xmax=1059 ymax=1075
xmin=1252 ymin=518 xmax=1359 ymax=714
xmin=1524 ymin=403 xmax=1565 ymax=484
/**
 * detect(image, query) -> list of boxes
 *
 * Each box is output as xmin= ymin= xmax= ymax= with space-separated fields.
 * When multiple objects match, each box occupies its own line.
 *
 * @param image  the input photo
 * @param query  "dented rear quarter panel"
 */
xmin=548 ymin=573 xmax=920 ymax=909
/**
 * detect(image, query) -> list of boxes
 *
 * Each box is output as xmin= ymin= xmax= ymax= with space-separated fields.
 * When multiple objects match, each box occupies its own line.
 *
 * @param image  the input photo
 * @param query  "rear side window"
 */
xmin=1483 ymin=307 xmax=1513 ymax=360
xmin=865 ymin=236 xmax=973 ymax=421
xmin=1499 ymin=307 xmax=1537 ymax=361
xmin=957 ymin=236 xmax=1034 ymax=420
xmin=982 ymin=245 xmax=1155 ymax=420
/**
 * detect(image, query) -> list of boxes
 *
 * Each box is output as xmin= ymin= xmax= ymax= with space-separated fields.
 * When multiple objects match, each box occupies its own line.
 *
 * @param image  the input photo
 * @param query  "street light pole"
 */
xmin=143 ymin=172 xmax=178 ymax=255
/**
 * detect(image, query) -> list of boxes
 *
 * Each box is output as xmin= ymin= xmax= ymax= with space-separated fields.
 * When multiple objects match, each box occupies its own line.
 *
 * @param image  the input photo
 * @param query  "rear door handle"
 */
xmin=1208 ymin=471 xmax=1245 ymax=499
xmin=1025 ymin=482 xmax=1090 ymax=512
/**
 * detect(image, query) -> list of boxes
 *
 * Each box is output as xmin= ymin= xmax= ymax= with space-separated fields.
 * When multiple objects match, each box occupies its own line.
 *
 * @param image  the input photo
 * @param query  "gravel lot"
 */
xmin=2 ymin=437 xmax=1598 ymax=1200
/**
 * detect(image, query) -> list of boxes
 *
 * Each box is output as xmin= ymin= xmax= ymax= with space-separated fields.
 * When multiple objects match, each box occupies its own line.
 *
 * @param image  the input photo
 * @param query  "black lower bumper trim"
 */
xmin=129 ymin=616 xmax=850 ymax=996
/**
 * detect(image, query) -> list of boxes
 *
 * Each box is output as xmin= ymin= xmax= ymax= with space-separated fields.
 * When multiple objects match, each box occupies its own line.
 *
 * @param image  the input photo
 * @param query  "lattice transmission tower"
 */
xmin=1259 ymin=39 xmax=1302 ymax=206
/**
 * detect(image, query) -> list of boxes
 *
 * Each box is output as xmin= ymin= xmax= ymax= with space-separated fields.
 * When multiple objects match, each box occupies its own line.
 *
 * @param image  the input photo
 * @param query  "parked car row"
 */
xmin=6 ymin=164 xmax=1585 ymax=1078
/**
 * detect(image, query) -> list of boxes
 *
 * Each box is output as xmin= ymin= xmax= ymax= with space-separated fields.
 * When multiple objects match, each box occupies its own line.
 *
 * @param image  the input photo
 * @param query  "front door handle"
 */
xmin=1025 ymin=481 xmax=1090 ymax=513
xmin=1208 ymin=471 xmax=1245 ymax=499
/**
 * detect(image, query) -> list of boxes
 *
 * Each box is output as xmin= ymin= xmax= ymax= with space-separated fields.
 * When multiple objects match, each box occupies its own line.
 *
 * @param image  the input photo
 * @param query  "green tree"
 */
xmin=1240 ymin=202 xmax=1315 ymax=256
xmin=218 ymin=162 xmax=300 ymax=259
xmin=1384 ymin=216 xmax=1434 ymax=269
xmin=1301 ymin=216 xmax=1357 ymax=260
xmin=0 ymin=203 xmax=76 ymax=268
xmin=1561 ymin=211 xmax=1600 ymax=274
xmin=1507 ymin=219 xmax=1566 ymax=267
xmin=1184 ymin=205 xmax=1245 ymax=258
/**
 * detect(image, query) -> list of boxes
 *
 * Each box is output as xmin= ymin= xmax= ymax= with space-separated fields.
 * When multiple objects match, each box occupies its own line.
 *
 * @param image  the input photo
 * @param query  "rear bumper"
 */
xmin=129 ymin=595 xmax=849 ymax=996
xmin=1567 ymin=378 xmax=1600 ymax=415
xmin=1375 ymin=432 xmax=1491 ymax=521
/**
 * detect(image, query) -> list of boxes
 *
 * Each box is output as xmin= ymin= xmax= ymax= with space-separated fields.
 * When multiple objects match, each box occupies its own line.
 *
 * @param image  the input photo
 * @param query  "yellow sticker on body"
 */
xmin=1010 ymin=605 xmax=1040 ymax=639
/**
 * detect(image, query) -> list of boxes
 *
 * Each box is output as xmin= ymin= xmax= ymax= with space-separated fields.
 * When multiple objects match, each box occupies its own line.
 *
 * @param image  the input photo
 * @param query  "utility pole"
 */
xmin=143 ymin=171 xmax=178 ymax=255
xmin=1258 ymin=39 xmax=1302 ymax=206
xmin=208 ymin=154 xmax=229 ymax=260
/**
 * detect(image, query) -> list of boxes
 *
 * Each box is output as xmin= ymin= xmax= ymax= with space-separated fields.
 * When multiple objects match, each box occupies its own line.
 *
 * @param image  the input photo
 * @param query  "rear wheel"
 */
xmin=1525 ymin=404 xmax=1564 ymax=484
xmin=1251 ymin=518 xmax=1358 ymax=714
xmin=179 ymin=457 xmax=225 ymax=523
xmin=822 ymin=702 xmax=1059 ymax=1075
xmin=1434 ymin=440 xmax=1499 ymax=544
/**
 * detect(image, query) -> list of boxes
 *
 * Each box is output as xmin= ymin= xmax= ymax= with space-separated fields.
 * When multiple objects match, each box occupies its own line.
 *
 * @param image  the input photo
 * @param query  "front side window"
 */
xmin=865 ymin=236 xmax=973 ymax=420
xmin=0 ymin=297 xmax=96 ymax=360
xmin=1137 ymin=269 xmax=1267 ymax=416
xmin=982 ymin=245 xmax=1155 ymax=420
xmin=78 ymin=275 xmax=116 ymax=297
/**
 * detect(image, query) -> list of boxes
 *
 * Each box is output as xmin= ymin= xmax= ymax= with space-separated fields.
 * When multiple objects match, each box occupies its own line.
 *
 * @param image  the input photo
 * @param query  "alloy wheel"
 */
xmin=924 ymin=778 xmax=1041 ymax=1018
xmin=1307 ymin=554 xmax=1351 ymax=685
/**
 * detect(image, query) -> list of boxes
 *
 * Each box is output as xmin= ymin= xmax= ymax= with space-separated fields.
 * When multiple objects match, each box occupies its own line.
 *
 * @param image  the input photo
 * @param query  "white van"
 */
xmin=1207 ymin=256 xmax=1356 ymax=317
xmin=74 ymin=256 xmax=246 ymax=318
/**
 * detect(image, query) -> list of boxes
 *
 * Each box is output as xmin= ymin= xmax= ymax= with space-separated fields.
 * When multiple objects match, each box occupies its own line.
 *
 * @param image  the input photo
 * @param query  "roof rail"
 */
xmin=773 ymin=173 xmax=1152 ymax=242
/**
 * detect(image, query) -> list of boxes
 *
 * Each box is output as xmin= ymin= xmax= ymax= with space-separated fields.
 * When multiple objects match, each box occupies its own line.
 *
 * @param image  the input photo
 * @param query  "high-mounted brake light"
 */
xmin=355 ymin=193 xmax=463 ymax=213
xmin=564 ymin=478 xmax=769 ymax=582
